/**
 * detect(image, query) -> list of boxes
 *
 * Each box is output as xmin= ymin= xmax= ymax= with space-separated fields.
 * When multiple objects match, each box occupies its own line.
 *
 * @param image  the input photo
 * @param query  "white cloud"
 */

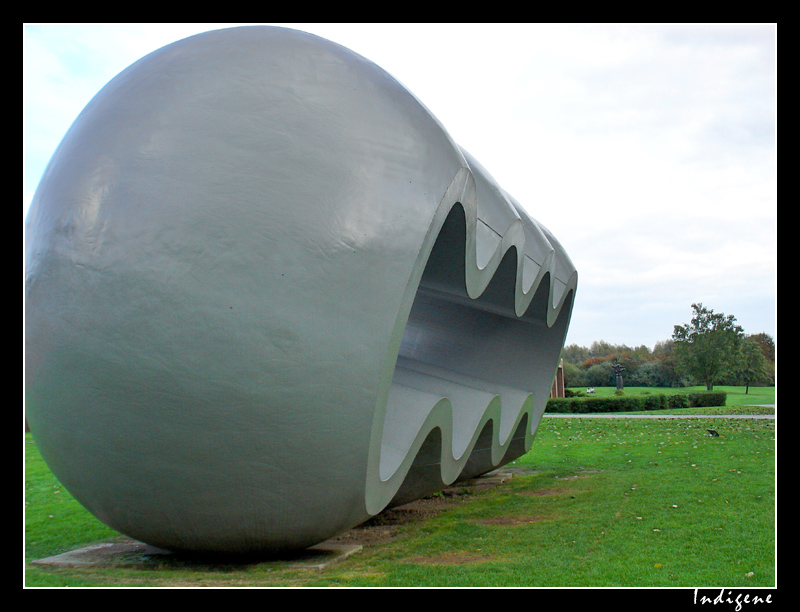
xmin=23 ymin=23 xmax=777 ymax=347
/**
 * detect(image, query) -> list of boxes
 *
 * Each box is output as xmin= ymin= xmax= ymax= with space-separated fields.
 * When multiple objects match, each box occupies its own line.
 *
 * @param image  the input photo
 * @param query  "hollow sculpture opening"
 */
xmin=24 ymin=26 xmax=577 ymax=554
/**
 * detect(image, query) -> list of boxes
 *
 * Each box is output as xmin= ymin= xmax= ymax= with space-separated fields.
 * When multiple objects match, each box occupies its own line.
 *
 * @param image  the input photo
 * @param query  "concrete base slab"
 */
xmin=31 ymin=540 xmax=172 ymax=568
xmin=30 ymin=470 xmax=511 ymax=571
xmin=285 ymin=542 xmax=363 ymax=570
xmin=31 ymin=539 xmax=362 ymax=570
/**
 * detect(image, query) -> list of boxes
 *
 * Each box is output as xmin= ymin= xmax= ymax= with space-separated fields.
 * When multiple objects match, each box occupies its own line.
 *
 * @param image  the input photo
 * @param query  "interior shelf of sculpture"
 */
xmin=25 ymin=26 xmax=577 ymax=554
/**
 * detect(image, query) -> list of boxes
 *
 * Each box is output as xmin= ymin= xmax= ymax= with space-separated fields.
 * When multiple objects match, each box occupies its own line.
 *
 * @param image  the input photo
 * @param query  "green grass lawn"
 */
xmin=24 ymin=390 xmax=775 ymax=587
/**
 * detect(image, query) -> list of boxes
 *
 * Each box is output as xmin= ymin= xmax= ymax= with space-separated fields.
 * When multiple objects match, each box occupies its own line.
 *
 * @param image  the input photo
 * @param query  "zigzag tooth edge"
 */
xmin=366 ymin=164 xmax=577 ymax=515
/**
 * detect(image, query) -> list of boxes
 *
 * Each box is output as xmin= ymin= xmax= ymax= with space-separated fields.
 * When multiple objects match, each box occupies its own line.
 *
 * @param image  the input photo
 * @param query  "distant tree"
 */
xmin=589 ymin=340 xmax=616 ymax=358
xmin=735 ymin=336 xmax=773 ymax=394
xmin=562 ymin=361 xmax=585 ymax=388
xmin=587 ymin=340 xmax=638 ymax=358
xmin=648 ymin=340 xmax=687 ymax=386
xmin=672 ymin=303 xmax=745 ymax=391
xmin=747 ymin=332 xmax=776 ymax=384
xmin=628 ymin=360 xmax=681 ymax=388
xmin=561 ymin=344 xmax=590 ymax=366
xmin=652 ymin=339 xmax=674 ymax=356
xmin=583 ymin=361 xmax=615 ymax=387
xmin=748 ymin=332 xmax=776 ymax=363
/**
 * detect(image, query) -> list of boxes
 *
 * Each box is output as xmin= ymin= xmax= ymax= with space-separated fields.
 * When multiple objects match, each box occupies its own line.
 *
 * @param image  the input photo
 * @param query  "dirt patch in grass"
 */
xmin=330 ymin=487 xmax=506 ymax=569
xmin=331 ymin=468 xmax=584 ymax=547
xmin=554 ymin=469 xmax=603 ymax=480
xmin=403 ymin=551 xmax=494 ymax=565
xmin=520 ymin=487 xmax=582 ymax=497
xmin=330 ymin=488 xmax=477 ymax=546
xmin=470 ymin=515 xmax=549 ymax=526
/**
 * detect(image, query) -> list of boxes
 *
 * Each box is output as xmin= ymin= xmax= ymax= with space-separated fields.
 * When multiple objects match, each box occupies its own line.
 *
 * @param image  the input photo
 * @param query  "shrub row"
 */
xmin=545 ymin=391 xmax=726 ymax=414
xmin=687 ymin=392 xmax=728 ymax=408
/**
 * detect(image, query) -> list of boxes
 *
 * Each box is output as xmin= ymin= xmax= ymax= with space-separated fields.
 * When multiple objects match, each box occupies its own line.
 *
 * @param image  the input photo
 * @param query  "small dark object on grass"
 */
xmin=707 ymin=429 xmax=720 ymax=437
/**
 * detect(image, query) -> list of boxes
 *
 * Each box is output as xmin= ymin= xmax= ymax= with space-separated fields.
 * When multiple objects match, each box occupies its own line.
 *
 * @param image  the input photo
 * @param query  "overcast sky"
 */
xmin=23 ymin=23 xmax=777 ymax=350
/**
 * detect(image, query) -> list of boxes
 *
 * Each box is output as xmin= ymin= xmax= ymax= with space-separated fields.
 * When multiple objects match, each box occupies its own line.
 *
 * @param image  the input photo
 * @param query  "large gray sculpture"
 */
xmin=25 ymin=26 xmax=577 ymax=554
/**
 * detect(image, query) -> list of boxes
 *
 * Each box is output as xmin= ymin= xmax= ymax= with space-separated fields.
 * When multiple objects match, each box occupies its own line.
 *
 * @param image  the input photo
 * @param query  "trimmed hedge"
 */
xmin=667 ymin=394 xmax=690 ymax=409
xmin=545 ymin=391 xmax=726 ymax=414
xmin=687 ymin=392 xmax=728 ymax=408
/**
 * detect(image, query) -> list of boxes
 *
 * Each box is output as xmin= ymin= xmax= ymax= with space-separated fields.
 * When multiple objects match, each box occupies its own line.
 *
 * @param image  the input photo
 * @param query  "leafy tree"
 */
xmin=583 ymin=361 xmax=615 ymax=387
xmin=735 ymin=335 xmax=772 ymax=394
xmin=585 ymin=340 xmax=643 ymax=359
xmin=747 ymin=332 xmax=776 ymax=384
xmin=561 ymin=344 xmax=590 ymax=366
xmin=652 ymin=339 xmax=674 ymax=355
xmin=628 ymin=360 xmax=678 ymax=387
xmin=562 ymin=360 xmax=584 ymax=388
xmin=648 ymin=340 xmax=688 ymax=387
xmin=672 ymin=303 xmax=744 ymax=391
xmin=748 ymin=332 xmax=775 ymax=363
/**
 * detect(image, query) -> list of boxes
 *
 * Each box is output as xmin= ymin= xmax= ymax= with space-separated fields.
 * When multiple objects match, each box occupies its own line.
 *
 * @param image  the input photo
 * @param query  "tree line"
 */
xmin=561 ymin=303 xmax=775 ymax=392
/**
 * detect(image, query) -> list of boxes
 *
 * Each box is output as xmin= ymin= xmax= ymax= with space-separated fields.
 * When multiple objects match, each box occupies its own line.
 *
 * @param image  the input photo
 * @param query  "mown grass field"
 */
xmin=24 ymin=387 xmax=775 ymax=588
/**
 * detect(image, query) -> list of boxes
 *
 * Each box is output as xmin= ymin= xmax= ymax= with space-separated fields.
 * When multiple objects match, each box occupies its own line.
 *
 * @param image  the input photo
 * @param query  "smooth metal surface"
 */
xmin=25 ymin=26 xmax=577 ymax=553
